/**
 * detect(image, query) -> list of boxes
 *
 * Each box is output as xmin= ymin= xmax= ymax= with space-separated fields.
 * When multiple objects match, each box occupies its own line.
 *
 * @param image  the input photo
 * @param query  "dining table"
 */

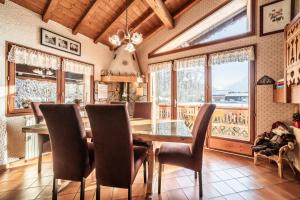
xmin=22 ymin=117 xmax=193 ymax=195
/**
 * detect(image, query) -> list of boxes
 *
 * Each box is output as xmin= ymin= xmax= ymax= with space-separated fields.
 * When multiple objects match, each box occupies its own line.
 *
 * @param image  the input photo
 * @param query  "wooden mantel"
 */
xmin=101 ymin=75 xmax=145 ymax=83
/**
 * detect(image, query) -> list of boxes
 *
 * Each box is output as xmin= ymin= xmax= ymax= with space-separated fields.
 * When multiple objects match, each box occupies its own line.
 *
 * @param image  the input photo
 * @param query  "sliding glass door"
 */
xmin=149 ymin=46 xmax=255 ymax=155
xmin=149 ymin=62 xmax=172 ymax=120
xmin=174 ymin=56 xmax=206 ymax=129
xmin=210 ymin=60 xmax=251 ymax=141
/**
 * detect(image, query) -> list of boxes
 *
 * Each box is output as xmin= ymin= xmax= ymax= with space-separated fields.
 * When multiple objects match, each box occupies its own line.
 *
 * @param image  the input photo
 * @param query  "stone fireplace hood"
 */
xmin=101 ymin=45 xmax=143 ymax=83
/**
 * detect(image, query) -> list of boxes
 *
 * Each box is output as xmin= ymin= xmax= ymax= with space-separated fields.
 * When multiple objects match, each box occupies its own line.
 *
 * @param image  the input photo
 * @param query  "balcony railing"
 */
xmin=156 ymin=104 xmax=249 ymax=141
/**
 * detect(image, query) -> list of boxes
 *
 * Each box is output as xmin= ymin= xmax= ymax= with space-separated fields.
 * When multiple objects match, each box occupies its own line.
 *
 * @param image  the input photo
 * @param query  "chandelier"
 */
xmin=108 ymin=0 xmax=143 ymax=52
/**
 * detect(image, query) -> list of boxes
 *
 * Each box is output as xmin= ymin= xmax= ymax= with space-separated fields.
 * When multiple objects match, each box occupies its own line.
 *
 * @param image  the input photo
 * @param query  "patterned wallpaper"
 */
xmin=0 ymin=116 xmax=7 ymax=166
xmin=137 ymin=0 xmax=298 ymax=136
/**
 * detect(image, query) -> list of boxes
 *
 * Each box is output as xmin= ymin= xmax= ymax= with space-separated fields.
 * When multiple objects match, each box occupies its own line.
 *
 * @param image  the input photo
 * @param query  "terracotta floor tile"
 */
xmin=223 ymin=193 xmax=245 ymax=200
xmin=224 ymin=179 xmax=248 ymax=193
xmin=167 ymin=189 xmax=189 ymax=200
xmin=213 ymin=171 xmax=233 ymax=181
xmin=211 ymin=182 xmax=235 ymax=196
xmin=2 ymin=149 xmax=300 ymax=200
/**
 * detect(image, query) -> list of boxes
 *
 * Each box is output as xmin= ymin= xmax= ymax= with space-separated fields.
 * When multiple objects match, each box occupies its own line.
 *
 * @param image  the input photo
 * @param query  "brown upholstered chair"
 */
xmin=133 ymin=102 xmax=152 ymax=119
xmin=86 ymin=104 xmax=148 ymax=200
xmin=157 ymin=104 xmax=216 ymax=198
xmin=132 ymin=102 xmax=152 ymax=168
xmin=31 ymin=102 xmax=45 ymax=124
xmin=31 ymin=102 xmax=52 ymax=153
xmin=40 ymin=104 xmax=95 ymax=200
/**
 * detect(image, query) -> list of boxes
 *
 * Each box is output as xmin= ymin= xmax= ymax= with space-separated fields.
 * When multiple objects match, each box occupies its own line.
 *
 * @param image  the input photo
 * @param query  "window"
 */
xmin=15 ymin=64 xmax=58 ymax=109
xmin=149 ymin=46 xmax=255 ymax=148
xmin=62 ymin=59 xmax=93 ymax=105
xmin=6 ymin=44 xmax=94 ymax=115
xmin=153 ymin=0 xmax=253 ymax=55
xmin=149 ymin=62 xmax=172 ymax=119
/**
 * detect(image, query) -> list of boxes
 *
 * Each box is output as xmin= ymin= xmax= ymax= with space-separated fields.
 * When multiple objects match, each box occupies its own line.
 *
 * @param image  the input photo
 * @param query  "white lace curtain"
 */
xmin=148 ymin=61 xmax=172 ymax=73
xmin=209 ymin=46 xmax=255 ymax=65
xmin=62 ymin=59 xmax=93 ymax=76
xmin=174 ymin=55 xmax=206 ymax=71
xmin=8 ymin=45 xmax=61 ymax=70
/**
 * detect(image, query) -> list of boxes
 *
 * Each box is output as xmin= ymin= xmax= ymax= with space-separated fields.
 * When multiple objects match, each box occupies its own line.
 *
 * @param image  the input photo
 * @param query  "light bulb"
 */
xmin=125 ymin=42 xmax=135 ymax=52
xmin=109 ymin=34 xmax=121 ymax=46
xmin=131 ymin=32 xmax=143 ymax=45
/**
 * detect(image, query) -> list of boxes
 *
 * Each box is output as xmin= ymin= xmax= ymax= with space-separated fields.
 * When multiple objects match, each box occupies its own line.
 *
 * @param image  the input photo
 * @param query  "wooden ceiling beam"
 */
xmin=145 ymin=0 xmax=174 ymax=29
xmin=143 ymin=0 xmax=201 ymax=41
xmin=0 ymin=0 xmax=5 ymax=4
xmin=72 ymin=0 xmax=102 ymax=35
xmin=94 ymin=0 xmax=135 ymax=44
xmin=42 ymin=0 xmax=60 ymax=22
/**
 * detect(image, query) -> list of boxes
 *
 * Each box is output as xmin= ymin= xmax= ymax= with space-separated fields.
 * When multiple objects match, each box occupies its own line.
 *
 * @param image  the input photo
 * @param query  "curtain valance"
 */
xmin=62 ymin=59 xmax=93 ymax=76
xmin=148 ymin=61 xmax=172 ymax=73
xmin=8 ymin=45 xmax=61 ymax=70
xmin=174 ymin=55 xmax=206 ymax=71
xmin=209 ymin=46 xmax=255 ymax=65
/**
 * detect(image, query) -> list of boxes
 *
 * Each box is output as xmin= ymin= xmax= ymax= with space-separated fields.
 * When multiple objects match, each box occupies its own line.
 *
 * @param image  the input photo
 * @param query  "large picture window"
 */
xmin=151 ymin=0 xmax=254 ymax=56
xmin=6 ymin=43 xmax=94 ymax=115
xmin=148 ymin=46 xmax=255 ymax=154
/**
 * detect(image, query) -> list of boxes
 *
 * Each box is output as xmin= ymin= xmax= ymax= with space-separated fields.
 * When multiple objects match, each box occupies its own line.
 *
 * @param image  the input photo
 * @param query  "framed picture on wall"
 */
xmin=260 ymin=0 xmax=295 ymax=36
xmin=41 ymin=28 xmax=81 ymax=56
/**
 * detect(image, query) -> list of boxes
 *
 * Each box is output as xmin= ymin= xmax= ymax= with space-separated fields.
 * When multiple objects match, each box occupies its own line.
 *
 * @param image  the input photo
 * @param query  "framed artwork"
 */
xmin=41 ymin=28 xmax=81 ymax=56
xmin=260 ymin=0 xmax=295 ymax=36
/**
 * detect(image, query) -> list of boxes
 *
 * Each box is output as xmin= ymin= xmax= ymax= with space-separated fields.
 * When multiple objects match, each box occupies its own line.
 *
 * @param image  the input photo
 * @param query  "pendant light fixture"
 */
xmin=108 ymin=0 xmax=143 ymax=52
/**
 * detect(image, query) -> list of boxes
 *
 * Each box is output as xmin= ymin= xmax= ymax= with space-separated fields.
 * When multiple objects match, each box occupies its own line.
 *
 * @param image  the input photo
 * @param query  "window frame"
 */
xmin=148 ymin=0 xmax=256 ymax=58
xmin=147 ymin=45 xmax=256 ymax=146
xmin=5 ymin=42 xmax=95 ymax=116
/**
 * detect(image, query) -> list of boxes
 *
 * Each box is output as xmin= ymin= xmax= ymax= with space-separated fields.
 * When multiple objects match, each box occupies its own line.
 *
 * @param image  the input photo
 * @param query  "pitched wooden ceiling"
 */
xmin=8 ymin=0 xmax=200 ymax=47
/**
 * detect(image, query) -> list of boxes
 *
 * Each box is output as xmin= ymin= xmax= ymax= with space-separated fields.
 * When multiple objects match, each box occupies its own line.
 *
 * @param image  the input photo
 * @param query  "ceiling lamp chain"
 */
xmin=108 ymin=0 xmax=143 ymax=52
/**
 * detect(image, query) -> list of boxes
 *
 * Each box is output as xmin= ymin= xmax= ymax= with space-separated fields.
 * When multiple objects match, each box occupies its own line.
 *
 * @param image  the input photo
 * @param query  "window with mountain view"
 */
xmin=154 ymin=0 xmax=252 ymax=54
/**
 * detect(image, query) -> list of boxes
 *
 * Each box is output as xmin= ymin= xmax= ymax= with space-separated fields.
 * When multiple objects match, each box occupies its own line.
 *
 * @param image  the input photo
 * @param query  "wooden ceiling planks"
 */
xmin=42 ymin=0 xmax=60 ymax=22
xmin=93 ymin=0 xmax=135 ymax=44
xmin=9 ymin=0 xmax=201 ymax=47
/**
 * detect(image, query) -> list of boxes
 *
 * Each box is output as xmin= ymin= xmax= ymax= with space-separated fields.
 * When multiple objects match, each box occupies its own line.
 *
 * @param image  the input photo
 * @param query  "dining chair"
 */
xmin=133 ymin=102 xmax=152 ymax=119
xmin=40 ymin=104 xmax=95 ymax=200
xmin=86 ymin=104 xmax=148 ymax=200
xmin=31 ymin=102 xmax=52 ymax=153
xmin=157 ymin=104 xmax=216 ymax=198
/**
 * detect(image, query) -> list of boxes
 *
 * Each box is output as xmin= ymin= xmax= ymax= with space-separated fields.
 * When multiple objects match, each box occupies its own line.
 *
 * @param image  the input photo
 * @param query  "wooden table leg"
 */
xmin=37 ymin=134 xmax=44 ymax=173
xmin=146 ymin=143 xmax=154 ymax=195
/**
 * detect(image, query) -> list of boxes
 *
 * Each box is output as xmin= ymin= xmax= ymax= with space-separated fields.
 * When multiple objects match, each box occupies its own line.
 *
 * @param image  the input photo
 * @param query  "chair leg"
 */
xmin=143 ymin=161 xmax=147 ymax=184
xmin=52 ymin=177 xmax=58 ymax=200
xmin=194 ymin=171 xmax=197 ymax=179
xmin=199 ymin=172 xmax=203 ymax=198
xmin=80 ymin=178 xmax=85 ymax=200
xmin=158 ymin=163 xmax=162 ymax=194
xmin=128 ymin=185 xmax=132 ymax=200
xmin=277 ymin=160 xmax=283 ymax=178
xmin=96 ymin=185 xmax=100 ymax=200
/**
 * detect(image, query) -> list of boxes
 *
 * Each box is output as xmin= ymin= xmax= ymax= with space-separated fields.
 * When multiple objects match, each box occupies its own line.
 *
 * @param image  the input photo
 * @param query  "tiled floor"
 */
xmin=0 ymin=149 xmax=300 ymax=200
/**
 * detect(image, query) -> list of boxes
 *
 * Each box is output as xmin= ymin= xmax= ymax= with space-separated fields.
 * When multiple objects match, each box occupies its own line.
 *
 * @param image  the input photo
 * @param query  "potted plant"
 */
xmin=293 ymin=112 xmax=300 ymax=128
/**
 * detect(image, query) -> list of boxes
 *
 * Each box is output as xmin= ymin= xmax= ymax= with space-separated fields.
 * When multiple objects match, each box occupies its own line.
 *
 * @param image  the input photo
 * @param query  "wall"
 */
xmin=137 ymin=0 xmax=300 ymax=135
xmin=0 ymin=1 xmax=113 ymax=165
xmin=0 ymin=1 xmax=113 ymax=115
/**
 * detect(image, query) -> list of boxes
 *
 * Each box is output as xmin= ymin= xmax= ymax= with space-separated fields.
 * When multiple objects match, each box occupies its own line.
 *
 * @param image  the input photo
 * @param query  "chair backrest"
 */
xmin=40 ymin=104 xmax=90 ymax=181
xmin=86 ymin=104 xmax=134 ymax=188
xmin=191 ymin=104 xmax=216 ymax=171
xmin=31 ymin=102 xmax=44 ymax=124
xmin=133 ymin=102 xmax=152 ymax=119
xmin=31 ymin=102 xmax=54 ymax=124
